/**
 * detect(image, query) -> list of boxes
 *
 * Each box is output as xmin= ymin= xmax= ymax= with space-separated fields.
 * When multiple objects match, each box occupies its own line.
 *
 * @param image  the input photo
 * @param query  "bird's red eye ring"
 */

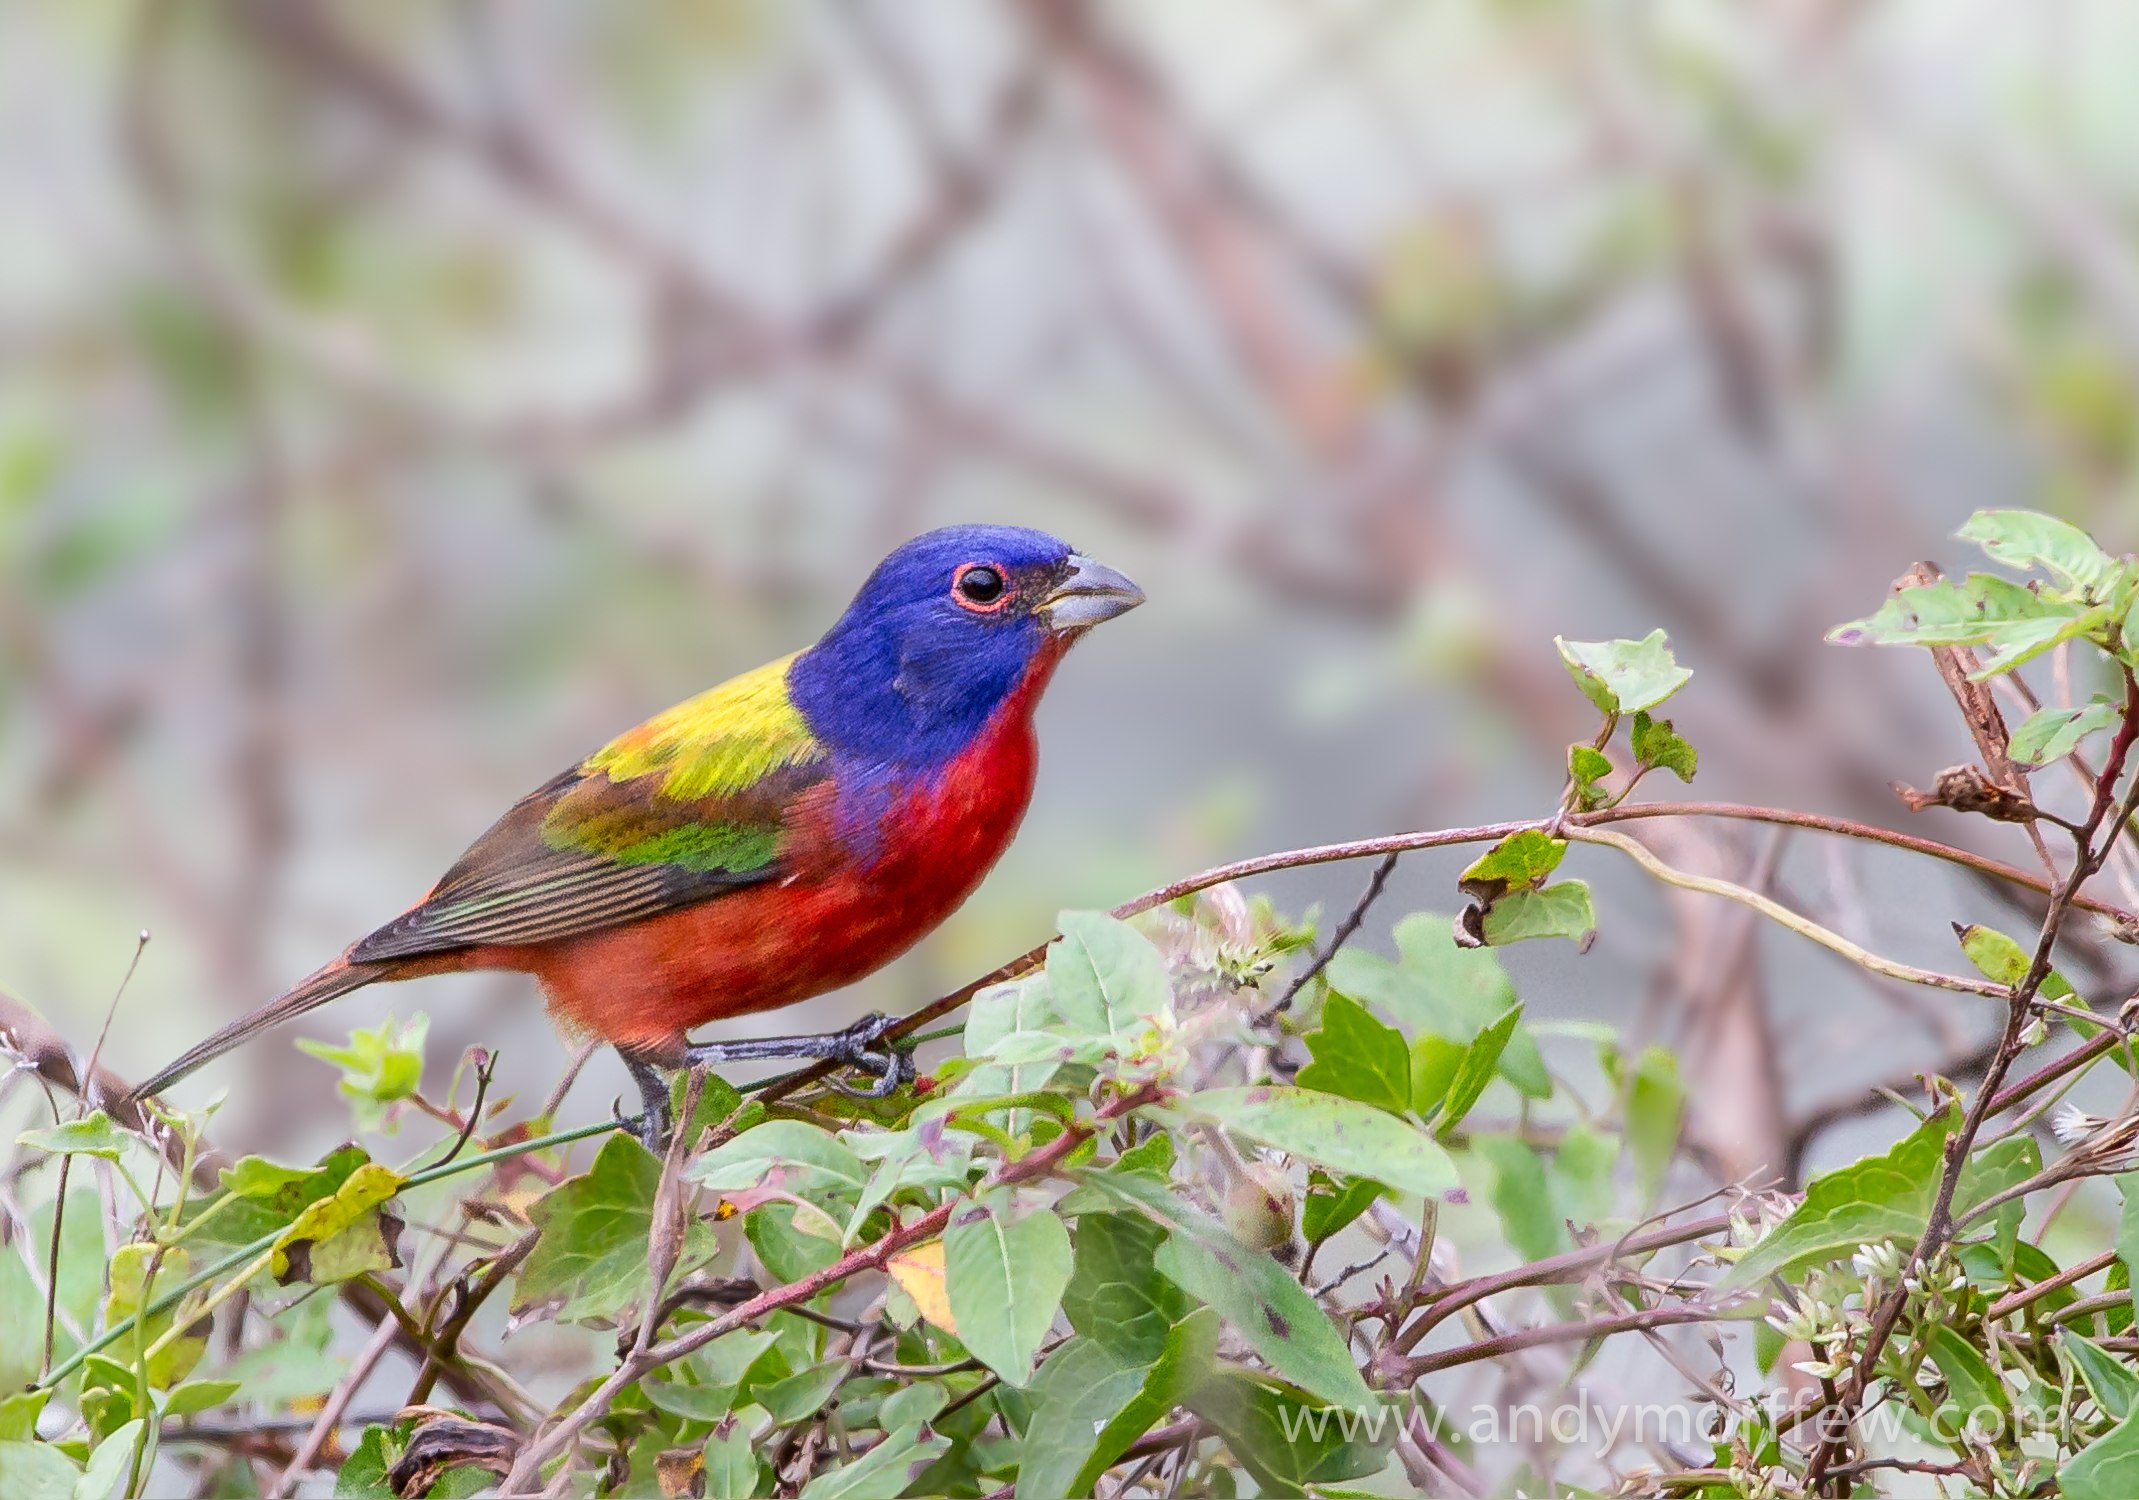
xmin=952 ymin=562 xmax=1010 ymax=612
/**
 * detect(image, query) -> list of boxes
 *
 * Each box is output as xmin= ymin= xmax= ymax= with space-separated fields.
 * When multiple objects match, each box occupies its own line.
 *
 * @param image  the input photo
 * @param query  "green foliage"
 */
xmin=295 ymin=1012 xmax=429 ymax=1130
xmin=13 ymin=514 xmax=2139 ymax=1494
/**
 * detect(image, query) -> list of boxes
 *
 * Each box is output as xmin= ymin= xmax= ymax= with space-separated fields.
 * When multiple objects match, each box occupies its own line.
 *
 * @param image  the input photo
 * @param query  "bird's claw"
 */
xmin=825 ymin=1014 xmax=915 ymax=1099
xmin=610 ymin=1094 xmax=665 ymax=1154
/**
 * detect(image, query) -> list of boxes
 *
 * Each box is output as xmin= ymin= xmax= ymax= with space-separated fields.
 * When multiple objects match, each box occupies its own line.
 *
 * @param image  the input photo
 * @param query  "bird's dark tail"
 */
xmin=128 ymin=958 xmax=386 ymax=1107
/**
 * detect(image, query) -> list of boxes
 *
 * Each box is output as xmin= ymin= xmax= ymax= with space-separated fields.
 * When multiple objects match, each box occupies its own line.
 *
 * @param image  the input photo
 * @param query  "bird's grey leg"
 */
xmin=680 ymin=1012 xmax=915 ymax=1098
xmin=613 ymin=1047 xmax=674 ymax=1153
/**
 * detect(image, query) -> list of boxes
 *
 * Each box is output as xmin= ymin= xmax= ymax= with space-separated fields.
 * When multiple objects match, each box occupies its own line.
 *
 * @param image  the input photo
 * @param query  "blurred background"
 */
xmin=5 ymin=0 xmax=2138 ymax=1208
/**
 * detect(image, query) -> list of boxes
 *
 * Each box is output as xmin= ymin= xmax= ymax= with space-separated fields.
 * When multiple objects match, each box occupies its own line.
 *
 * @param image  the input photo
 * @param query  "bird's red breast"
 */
xmin=460 ymin=638 xmax=1068 ymax=1056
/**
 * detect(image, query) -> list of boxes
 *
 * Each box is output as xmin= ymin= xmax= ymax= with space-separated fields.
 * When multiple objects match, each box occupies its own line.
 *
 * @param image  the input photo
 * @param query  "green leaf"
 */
xmin=1555 ymin=630 xmax=1693 ymax=714
xmin=160 ymin=1378 xmax=242 ymax=1417
xmin=1016 ymin=1311 xmax=1219 ymax=1500
xmin=944 ymin=1199 xmax=1073 ymax=1385
xmin=0 ymin=1391 xmax=50 ymax=1444
xmin=1188 ymin=1369 xmax=1394 ymax=1495
xmin=1175 ymin=1086 xmax=1457 ymax=1198
xmin=296 ymin=1013 xmax=428 ymax=1129
xmin=1954 ymin=923 xmax=2079 ymax=1006
xmin=752 ymin=1360 xmax=846 ymax=1425
xmin=0 ymin=1252 xmax=48 ymax=1396
xmin=1615 ymin=1044 xmax=1685 ymax=1206
xmin=1472 ymin=1136 xmax=1566 ymax=1264
xmin=1063 ymin=1213 xmax=1191 ymax=1366
xmin=2119 ymin=1174 xmax=2139 ymax=1304
xmin=1457 ymin=829 xmax=1565 ymax=892
xmin=2063 ymin=1329 xmax=2139 ymax=1420
xmin=336 ymin=1423 xmax=397 ymax=1498
xmin=2009 ymin=696 xmax=2120 ymax=765
xmin=2065 ymin=1410 xmax=2139 ymax=1500
xmin=1567 ymin=743 xmax=1613 ymax=810
xmin=1296 ymin=994 xmax=1410 ymax=1115
xmin=0 ymin=1442 xmax=80 ymax=1500
xmin=74 ymin=1419 xmax=142 ymax=1500
xmin=1724 ymin=1109 xmax=2040 ymax=1289
xmin=1551 ymin=1123 xmax=1620 ymax=1227
xmin=270 ymin=1162 xmax=407 ymax=1285
xmin=1329 ymin=913 xmax=1550 ymax=1097
xmin=1630 ymin=710 xmax=1698 ymax=781
xmin=103 ymin=1243 xmax=205 ymax=1388
xmin=1926 ymin=1324 xmax=2007 ymax=1434
xmin=746 ymin=1203 xmax=841 ymax=1284
xmin=1047 ymin=910 xmax=1172 ymax=1042
xmin=1958 ymin=508 xmax=2123 ymax=593
xmin=1435 ymin=1005 xmax=1521 ymax=1137
xmin=701 ymin=1411 xmax=762 ymax=1499
xmin=959 ymin=976 xmax=1061 ymax=1096
xmin=1409 ymin=1036 xmax=1463 ymax=1117
xmin=795 ymin=1421 xmax=949 ymax=1500
xmin=1828 ymin=572 xmax=2074 ymax=648
xmin=1155 ymin=1231 xmax=1370 ymax=1409
xmin=517 ymin=1135 xmax=716 ymax=1322
xmin=688 ymin=1120 xmax=869 ymax=1203
xmin=1970 ymin=605 xmax=2113 ymax=679
xmin=1477 ymin=881 xmax=1596 ymax=947
xmin=15 ymin=1112 xmax=130 ymax=1161
xmin=1300 ymin=1172 xmax=1386 ymax=1245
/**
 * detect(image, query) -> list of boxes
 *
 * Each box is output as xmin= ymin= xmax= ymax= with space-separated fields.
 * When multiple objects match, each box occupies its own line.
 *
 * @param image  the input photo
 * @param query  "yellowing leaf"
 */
xmin=887 ymin=1239 xmax=955 ymax=1334
xmin=270 ymin=1162 xmax=406 ymax=1285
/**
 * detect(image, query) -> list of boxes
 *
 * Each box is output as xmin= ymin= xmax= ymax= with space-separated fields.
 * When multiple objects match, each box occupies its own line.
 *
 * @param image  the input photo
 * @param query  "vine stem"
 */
xmin=758 ymin=799 xmax=2121 ymax=1105
xmin=498 ymin=1083 xmax=1165 ymax=1493
xmin=1804 ymin=668 xmax=2139 ymax=1491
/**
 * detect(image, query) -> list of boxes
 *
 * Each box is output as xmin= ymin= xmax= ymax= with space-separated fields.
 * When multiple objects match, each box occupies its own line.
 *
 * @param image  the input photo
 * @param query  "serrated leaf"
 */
xmin=1568 ymin=743 xmax=1613 ymax=809
xmin=1173 ymin=1086 xmax=1457 ymax=1198
xmin=518 ymin=1135 xmax=716 ymax=1322
xmin=1958 ymin=508 xmax=2123 ymax=593
xmin=1047 ymin=911 xmax=1172 ymax=1042
xmin=2009 ymin=696 xmax=2120 ymax=765
xmin=1555 ymin=630 xmax=1692 ymax=714
xmin=944 ymin=1199 xmax=1072 ymax=1385
xmin=1296 ymin=994 xmax=1410 ymax=1115
xmin=1630 ymin=710 xmax=1697 ymax=781
xmin=1478 ymin=881 xmax=1596 ymax=947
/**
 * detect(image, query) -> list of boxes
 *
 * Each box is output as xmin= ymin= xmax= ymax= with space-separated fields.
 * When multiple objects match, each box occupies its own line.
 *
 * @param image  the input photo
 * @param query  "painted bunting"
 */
xmin=130 ymin=526 xmax=1143 ymax=1145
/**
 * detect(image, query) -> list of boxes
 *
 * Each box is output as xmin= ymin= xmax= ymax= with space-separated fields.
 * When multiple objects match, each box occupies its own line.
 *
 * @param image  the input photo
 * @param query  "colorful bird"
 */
xmin=130 ymin=526 xmax=1143 ymax=1146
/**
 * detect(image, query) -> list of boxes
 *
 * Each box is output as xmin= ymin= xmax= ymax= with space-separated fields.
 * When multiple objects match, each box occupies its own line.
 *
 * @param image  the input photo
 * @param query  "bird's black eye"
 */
xmin=953 ymin=563 xmax=1008 ymax=610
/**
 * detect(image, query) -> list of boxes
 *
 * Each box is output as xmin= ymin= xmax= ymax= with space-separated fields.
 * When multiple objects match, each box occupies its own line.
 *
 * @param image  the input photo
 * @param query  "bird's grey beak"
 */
xmin=1039 ymin=554 xmax=1145 ymax=632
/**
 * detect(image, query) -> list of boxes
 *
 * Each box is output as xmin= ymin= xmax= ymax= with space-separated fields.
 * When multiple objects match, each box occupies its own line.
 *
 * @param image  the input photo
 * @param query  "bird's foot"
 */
xmin=823 ymin=1013 xmax=917 ymax=1099
xmin=678 ymin=1012 xmax=916 ymax=1099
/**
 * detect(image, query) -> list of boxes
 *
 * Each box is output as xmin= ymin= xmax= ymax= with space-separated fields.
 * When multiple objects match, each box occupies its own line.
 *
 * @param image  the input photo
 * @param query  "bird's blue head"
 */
xmin=790 ymin=524 xmax=1143 ymax=767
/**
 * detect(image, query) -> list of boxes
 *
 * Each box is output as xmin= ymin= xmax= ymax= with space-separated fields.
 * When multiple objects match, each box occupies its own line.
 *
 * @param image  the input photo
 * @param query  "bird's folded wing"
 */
xmin=352 ymin=656 xmax=831 ymax=961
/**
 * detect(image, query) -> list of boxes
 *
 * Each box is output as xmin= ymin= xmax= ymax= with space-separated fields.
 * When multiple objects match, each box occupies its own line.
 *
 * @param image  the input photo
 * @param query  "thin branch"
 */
xmin=1261 ymin=851 xmax=1399 ymax=1020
